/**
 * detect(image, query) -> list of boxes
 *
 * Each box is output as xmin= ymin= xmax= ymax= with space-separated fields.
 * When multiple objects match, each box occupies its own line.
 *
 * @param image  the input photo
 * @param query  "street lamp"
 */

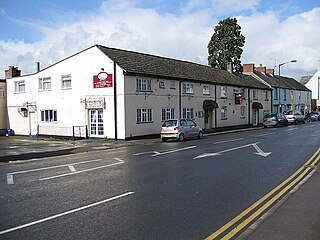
xmin=278 ymin=59 xmax=297 ymax=113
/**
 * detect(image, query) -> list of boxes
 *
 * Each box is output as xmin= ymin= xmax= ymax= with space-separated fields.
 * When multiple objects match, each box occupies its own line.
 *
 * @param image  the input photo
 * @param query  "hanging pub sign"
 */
xmin=93 ymin=72 xmax=113 ymax=88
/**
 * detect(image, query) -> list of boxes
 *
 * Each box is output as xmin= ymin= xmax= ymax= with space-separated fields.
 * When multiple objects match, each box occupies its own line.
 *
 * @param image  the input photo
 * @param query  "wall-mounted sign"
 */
xmin=93 ymin=72 xmax=113 ymax=88
xmin=80 ymin=96 xmax=105 ymax=109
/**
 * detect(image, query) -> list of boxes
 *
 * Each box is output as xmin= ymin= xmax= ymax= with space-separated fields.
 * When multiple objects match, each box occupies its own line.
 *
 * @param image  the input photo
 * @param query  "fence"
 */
xmin=38 ymin=125 xmax=88 ymax=139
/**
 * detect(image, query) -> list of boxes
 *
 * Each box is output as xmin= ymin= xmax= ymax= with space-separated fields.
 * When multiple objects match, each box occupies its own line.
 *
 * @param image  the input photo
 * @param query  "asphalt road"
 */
xmin=0 ymin=122 xmax=319 ymax=240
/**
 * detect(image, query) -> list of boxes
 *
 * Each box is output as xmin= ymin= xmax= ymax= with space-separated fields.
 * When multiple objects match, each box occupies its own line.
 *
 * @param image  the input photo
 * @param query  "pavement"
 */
xmin=0 ymin=134 xmax=320 ymax=239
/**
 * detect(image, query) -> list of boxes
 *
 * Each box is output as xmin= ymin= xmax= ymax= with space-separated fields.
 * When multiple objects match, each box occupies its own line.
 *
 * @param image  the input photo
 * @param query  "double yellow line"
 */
xmin=205 ymin=147 xmax=320 ymax=240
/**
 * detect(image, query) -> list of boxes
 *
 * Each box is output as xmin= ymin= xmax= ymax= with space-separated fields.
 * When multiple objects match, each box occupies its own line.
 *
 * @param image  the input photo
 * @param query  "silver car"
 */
xmin=160 ymin=118 xmax=203 ymax=142
xmin=284 ymin=111 xmax=305 ymax=124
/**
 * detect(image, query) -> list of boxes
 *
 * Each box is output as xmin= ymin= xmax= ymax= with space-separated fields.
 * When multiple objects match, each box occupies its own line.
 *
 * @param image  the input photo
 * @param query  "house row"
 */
xmin=3 ymin=44 xmax=310 ymax=139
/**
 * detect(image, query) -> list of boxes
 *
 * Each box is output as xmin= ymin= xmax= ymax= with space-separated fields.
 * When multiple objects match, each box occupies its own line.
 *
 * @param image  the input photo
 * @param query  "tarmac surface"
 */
xmin=0 ymin=134 xmax=320 ymax=239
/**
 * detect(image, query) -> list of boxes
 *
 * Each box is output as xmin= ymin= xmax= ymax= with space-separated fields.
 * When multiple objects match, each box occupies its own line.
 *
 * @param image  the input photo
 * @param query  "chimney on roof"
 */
xmin=266 ymin=69 xmax=274 ymax=76
xmin=5 ymin=66 xmax=21 ymax=79
xmin=255 ymin=64 xmax=266 ymax=74
xmin=318 ymin=60 xmax=320 ymax=72
xmin=243 ymin=63 xmax=255 ymax=74
xmin=227 ymin=62 xmax=233 ymax=73
xmin=37 ymin=62 xmax=40 ymax=72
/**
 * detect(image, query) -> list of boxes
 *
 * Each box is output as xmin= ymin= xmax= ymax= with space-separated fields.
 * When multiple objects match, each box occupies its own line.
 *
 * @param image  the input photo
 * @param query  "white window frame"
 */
xmin=283 ymin=89 xmax=286 ymax=100
xmin=182 ymin=83 xmax=194 ymax=94
xmin=240 ymin=106 xmax=245 ymax=118
xmin=0 ymin=88 xmax=5 ymax=98
xmin=136 ymin=108 xmax=153 ymax=123
xmin=14 ymin=80 xmax=25 ymax=93
xmin=221 ymin=106 xmax=227 ymax=120
xmin=136 ymin=78 xmax=152 ymax=92
xmin=40 ymin=109 xmax=57 ymax=123
xmin=170 ymin=81 xmax=176 ymax=89
xmin=182 ymin=108 xmax=194 ymax=119
xmin=61 ymin=74 xmax=72 ymax=89
xmin=253 ymin=89 xmax=258 ymax=100
xmin=221 ymin=86 xmax=227 ymax=98
xmin=203 ymin=85 xmax=210 ymax=95
xmin=39 ymin=77 xmax=51 ymax=91
xmin=162 ymin=108 xmax=174 ymax=121
xmin=159 ymin=80 xmax=165 ymax=89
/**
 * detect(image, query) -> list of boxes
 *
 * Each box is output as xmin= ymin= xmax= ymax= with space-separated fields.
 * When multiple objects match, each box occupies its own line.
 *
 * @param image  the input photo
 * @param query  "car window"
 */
xmin=186 ymin=119 xmax=196 ymax=127
xmin=162 ymin=120 xmax=177 ymax=127
xmin=180 ymin=119 xmax=187 ymax=126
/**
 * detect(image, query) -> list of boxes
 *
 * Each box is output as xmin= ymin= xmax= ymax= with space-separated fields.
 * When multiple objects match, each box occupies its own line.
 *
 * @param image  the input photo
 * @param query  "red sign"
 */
xmin=93 ymin=72 xmax=113 ymax=88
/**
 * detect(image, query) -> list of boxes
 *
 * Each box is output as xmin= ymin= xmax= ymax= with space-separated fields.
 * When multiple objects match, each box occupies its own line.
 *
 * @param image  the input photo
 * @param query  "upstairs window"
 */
xmin=61 ymin=74 xmax=72 ymax=89
xmin=203 ymin=85 xmax=210 ymax=95
xmin=221 ymin=86 xmax=227 ymax=98
xmin=14 ymin=80 xmax=25 ymax=93
xmin=0 ymin=88 xmax=5 ymax=98
xmin=170 ymin=81 xmax=176 ymax=89
xmin=136 ymin=78 xmax=152 ymax=92
xmin=182 ymin=83 xmax=194 ymax=94
xmin=253 ymin=89 xmax=258 ymax=100
xmin=39 ymin=77 xmax=51 ymax=91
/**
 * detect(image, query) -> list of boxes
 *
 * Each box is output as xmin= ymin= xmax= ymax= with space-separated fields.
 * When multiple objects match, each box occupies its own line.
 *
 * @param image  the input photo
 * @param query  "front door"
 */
xmin=204 ymin=110 xmax=213 ymax=129
xmin=253 ymin=109 xmax=258 ymax=125
xmin=29 ymin=112 xmax=37 ymax=136
xmin=89 ymin=109 xmax=104 ymax=137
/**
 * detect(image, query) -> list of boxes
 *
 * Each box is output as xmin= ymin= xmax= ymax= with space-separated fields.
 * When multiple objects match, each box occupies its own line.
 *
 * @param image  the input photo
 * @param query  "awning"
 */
xmin=252 ymin=102 xmax=263 ymax=109
xmin=203 ymin=100 xmax=219 ymax=110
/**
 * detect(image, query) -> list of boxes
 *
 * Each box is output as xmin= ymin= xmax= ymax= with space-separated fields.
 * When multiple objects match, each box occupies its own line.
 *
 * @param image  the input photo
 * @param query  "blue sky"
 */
xmin=1 ymin=0 xmax=320 ymax=79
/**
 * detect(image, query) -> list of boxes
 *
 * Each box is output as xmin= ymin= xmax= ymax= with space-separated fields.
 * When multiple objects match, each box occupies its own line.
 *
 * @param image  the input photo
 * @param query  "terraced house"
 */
xmin=6 ymin=45 xmax=272 ymax=140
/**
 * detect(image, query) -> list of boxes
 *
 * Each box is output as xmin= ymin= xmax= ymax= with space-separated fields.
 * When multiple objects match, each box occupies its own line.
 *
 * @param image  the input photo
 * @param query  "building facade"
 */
xmin=304 ymin=60 xmax=320 ymax=109
xmin=0 ymin=79 xmax=7 ymax=135
xmin=6 ymin=45 xmax=272 ymax=140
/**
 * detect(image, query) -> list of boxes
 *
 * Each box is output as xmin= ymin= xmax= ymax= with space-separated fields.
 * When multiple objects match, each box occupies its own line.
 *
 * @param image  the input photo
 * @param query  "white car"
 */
xmin=160 ymin=118 xmax=203 ymax=142
xmin=284 ymin=111 xmax=305 ymax=124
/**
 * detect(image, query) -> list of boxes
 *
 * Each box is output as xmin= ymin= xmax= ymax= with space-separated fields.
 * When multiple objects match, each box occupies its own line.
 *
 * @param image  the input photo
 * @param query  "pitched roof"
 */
xmin=279 ymin=76 xmax=311 ymax=92
xmin=96 ymin=45 xmax=270 ymax=90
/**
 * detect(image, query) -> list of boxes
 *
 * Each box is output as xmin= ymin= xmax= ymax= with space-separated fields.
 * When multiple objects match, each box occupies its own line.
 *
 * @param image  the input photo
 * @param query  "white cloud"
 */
xmin=0 ymin=1 xmax=319 ymax=82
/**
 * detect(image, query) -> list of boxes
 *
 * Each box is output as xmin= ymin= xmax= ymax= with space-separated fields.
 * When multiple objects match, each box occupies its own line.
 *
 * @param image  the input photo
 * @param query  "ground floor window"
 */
xmin=137 ymin=108 xmax=153 ymax=123
xmin=162 ymin=108 xmax=174 ymax=121
xmin=90 ymin=109 xmax=104 ymax=136
xmin=221 ymin=106 xmax=227 ymax=120
xmin=41 ymin=110 xmax=57 ymax=122
xmin=183 ymin=108 xmax=194 ymax=119
xmin=240 ymin=106 xmax=245 ymax=118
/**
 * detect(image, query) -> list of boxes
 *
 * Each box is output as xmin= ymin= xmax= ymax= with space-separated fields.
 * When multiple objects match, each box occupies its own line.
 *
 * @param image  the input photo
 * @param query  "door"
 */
xmin=29 ymin=112 xmax=37 ymax=135
xmin=252 ymin=109 xmax=258 ymax=126
xmin=89 ymin=109 xmax=104 ymax=137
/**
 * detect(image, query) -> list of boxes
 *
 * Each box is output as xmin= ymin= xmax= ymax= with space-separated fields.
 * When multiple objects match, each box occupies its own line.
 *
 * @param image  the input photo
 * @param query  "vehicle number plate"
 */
xmin=164 ymin=134 xmax=172 ymax=137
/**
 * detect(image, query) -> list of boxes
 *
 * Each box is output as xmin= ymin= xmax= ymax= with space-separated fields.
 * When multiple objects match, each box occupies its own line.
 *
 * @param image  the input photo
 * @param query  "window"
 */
xmin=290 ymin=91 xmax=294 ymax=101
xmin=14 ymin=80 xmax=25 ymax=93
xmin=221 ymin=86 xmax=227 ymax=98
xmin=240 ymin=106 xmax=245 ymax=118
xmin=183 ymin=108 xmax=194 ymax=119
xmin=162 ymin=108 xmax=174 ymax=121
xmin=41 ymin=110 xmax=57 ymax=122
xmin=159 ymin=80 xmax=165 ymax=89
xmin=39 ymin=77 xmax=51 ymax=91
xmin=0 ymin=88 xmax=5 ymax=98
xmin=298 ymin=92 xmax=301 ymax=100
xmin=274 ymin=88 xmax=279 ymax=100
xmin=61 ymin=74 xmax=72 ymax=89
xmin=221 ymin=106 xmax=227 ymax=120
xmin=265 ymin=91 xmax=268 ymax=100
xmin=136 ymin=78 xmax=152 ymax=92
xmin=182 ymin=83 xmax=194 ymax=94
xmin=241 ymin=88 xmax=246 ymax=99
xmin=203 ymin=85 xmax=210 ymax=95
xmin=253 ymin=89 xmax=258 ymax=100
xmin=137 ymin=108 xmax=153 ymax=123
xmin=283 ymin=89 xmax=286 ymax=100
xmin=170 ymin=81 xmax=176 ymax=89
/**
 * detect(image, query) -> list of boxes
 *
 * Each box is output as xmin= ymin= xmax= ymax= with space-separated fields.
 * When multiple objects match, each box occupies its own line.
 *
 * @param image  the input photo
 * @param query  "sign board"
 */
xmin=80 ymin=96 xmax=105 ymax=109
xmin=93 ymin=72 xmax=113 ymax=88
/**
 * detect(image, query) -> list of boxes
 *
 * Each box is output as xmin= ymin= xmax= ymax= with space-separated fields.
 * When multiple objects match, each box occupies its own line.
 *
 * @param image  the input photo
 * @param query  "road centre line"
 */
xmin=213 ymin=138 xmax=244 ymax=145
xmin=0 ymin=191 xmax=134 ymax=236
xmin=151 ymin=146 xmax=197 ymax=157
xmin=6 ymin=174 xmax=14 ymax=185
xmin=7 ymin=158 xmax=104 ymax=175
xmin=68 ymin=165 xmax=77 ymax=172
xmin=39 ymin=158 xmax=125 ymax=181
xmin=204 ymin=147 xmax=320 ymax=240
xmin=252 ymin=132 xmax=275 ymax=137
xmin=285 ymin=127 xmax=298 ymax=132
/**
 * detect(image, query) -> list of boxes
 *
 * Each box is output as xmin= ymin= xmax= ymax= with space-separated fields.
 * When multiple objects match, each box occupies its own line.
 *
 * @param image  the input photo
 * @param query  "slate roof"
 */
xmin=96 ymin=45 xmax=270 ymax=90
xmin=279 ymin=76 xmax=311 ymax=92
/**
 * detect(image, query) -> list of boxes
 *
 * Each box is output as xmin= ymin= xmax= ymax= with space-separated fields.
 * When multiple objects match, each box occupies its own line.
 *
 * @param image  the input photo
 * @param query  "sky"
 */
xmin=1 ymin=0 xmax=320 ymax=81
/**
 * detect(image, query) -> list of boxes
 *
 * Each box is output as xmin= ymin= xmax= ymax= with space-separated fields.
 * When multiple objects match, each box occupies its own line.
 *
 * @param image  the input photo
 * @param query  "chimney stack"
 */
xmin=37 ymin=62 xmax=40 ymax=72
xmin=243 ymin=63 xmax=255 ymax=74
xmin=255 ymin=64 xmax=266 ymax=74
xmin=227 ymin=62 xmax=233 ymax=73
xmin=5 ymin=66 xmax=21 ymax=79
xmin=266 ymin=69 xmax=274 ymax=76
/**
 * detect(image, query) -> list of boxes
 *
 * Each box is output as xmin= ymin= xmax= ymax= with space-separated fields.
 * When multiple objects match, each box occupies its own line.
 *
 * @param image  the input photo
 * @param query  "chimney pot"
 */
xmin=243 ymin=63 xmax=255 ymax=73
xmin=5 ymin=66 xmax=21 ymax=79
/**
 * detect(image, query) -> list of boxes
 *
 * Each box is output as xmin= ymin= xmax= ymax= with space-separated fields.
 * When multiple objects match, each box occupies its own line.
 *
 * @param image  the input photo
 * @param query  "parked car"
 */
xmin=263 ymin=113 xmax=288 ymax=128
xmin=305 ymin=112 xmax=320 ymax=122
xmin=284 ymin=111 xmax=305 ymax=124
xmin=160 ymin=118 xmax=203 ymax=142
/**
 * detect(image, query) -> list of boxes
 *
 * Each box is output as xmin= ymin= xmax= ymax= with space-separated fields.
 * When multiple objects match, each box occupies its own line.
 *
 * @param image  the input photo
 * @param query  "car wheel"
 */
xmin=198 ymin=131 xmax=203 ymax=139
xmin=161 ymin=138 xmax=167 ymax=142
xmin=178 ymin=133 xmax=184 ymax=142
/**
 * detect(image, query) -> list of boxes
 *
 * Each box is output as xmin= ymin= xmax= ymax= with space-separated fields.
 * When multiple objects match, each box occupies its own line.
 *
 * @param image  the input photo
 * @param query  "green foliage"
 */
xmin=207 ymin=18 xmax=245 ymax=73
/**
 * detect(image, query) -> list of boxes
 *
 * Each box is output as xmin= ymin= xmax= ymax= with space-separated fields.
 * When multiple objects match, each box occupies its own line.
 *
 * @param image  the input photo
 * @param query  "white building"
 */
xmin=0 ymin=79 xmax=7 ymax=135
xmin=6 ymin=45 xmax=272 ymax=140
xmin=305 ymin=60 xmax=320 ymax=109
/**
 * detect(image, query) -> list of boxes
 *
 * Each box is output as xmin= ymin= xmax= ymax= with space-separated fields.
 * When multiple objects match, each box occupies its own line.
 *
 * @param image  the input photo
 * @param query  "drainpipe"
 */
xmin=113 ymin=61 xmax=118 ymax=140
xmin=248 ymin=88 xmax=251 ymax=125
xmin=214 ymin=84 xmax=217 ymax=128
xmin=179 ymin=81 xmax=182 ymax=118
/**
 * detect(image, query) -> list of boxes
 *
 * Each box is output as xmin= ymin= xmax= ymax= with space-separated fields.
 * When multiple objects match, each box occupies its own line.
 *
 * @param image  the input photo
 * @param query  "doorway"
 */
xmin=29 ymin=112 xmax=37 ymax=135
xmin=89 ymin=109 xmax=104 ymax=137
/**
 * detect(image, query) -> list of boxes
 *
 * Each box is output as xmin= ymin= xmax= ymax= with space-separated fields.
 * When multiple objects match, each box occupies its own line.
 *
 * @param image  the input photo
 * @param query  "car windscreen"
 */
xmin=162 ymin=120 xmax=177 ymax=127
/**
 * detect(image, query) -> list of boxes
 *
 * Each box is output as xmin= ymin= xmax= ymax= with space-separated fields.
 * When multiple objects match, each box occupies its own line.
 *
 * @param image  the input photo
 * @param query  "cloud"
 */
xmin=0 ymin=1 xmax=319 ymax=81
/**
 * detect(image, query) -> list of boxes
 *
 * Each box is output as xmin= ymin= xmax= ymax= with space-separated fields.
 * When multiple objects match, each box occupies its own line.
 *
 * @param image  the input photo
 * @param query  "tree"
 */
xmin=207 ymin=18 xmax=245 ymax=73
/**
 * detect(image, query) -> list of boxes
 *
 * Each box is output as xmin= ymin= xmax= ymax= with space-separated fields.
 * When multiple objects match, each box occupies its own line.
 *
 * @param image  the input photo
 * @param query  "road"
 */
xmin=0 ymin=122 xmax=319 ymax=239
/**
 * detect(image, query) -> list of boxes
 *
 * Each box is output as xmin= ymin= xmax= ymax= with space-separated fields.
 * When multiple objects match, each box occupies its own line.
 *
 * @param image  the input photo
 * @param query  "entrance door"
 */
xmin=204 ymin=110 xmax=213 ymax=129
xmin=89 ymin=109 xmax=104 ymax=137
xmin=29 ymin=112 xmax=37 ymax=135
xmin=252 ymin=109 xmax=258 ymax=126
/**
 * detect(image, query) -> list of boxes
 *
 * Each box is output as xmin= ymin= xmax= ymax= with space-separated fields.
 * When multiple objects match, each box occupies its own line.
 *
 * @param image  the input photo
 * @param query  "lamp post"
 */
xmin=278 ymin=59 xmax=297 ymax=113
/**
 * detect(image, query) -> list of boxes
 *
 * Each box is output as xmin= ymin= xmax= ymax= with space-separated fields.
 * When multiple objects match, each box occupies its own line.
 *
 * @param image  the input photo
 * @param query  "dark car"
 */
xmin=263 ymin=113 xmax=288 ymax=128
